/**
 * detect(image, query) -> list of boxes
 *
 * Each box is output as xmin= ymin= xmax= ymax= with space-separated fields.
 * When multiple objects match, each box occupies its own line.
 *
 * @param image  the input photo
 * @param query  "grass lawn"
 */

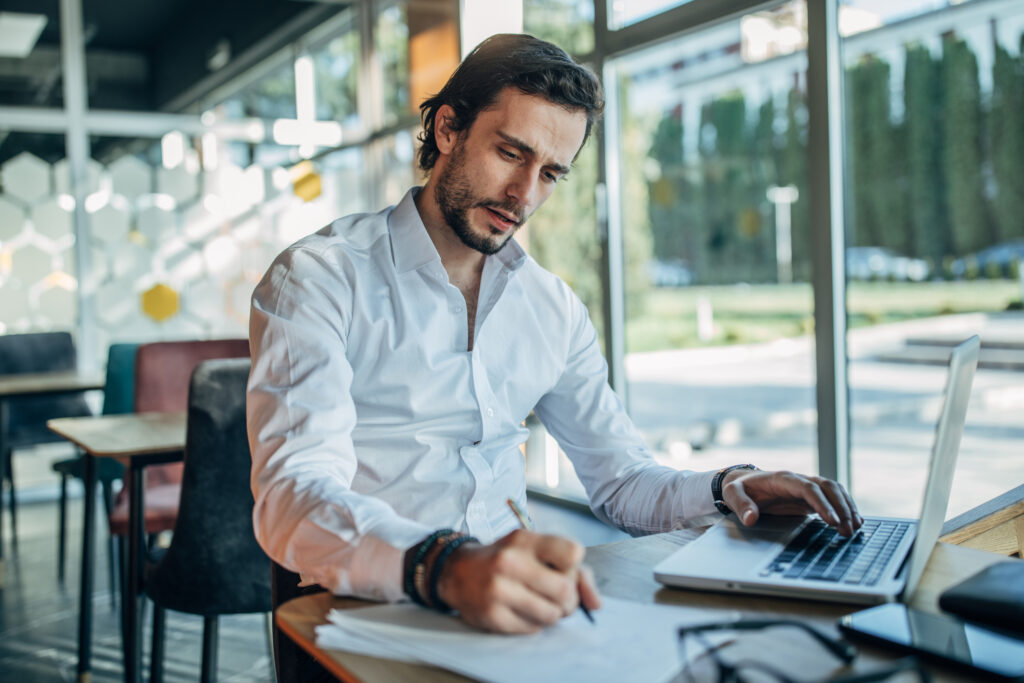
xmin=625 ymin=279 xmax=1023 ymax=352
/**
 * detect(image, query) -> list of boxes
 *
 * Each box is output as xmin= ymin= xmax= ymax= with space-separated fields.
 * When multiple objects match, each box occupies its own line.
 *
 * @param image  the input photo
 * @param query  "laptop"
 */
xmin=654 ymin=335 xmax=980 ymax=605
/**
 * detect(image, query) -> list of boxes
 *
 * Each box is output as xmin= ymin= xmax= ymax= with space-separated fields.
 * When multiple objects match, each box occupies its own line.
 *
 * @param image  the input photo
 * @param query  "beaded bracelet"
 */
xmin=416 ymin=532 xmax=465 ymax=608
xmin=404 ymin=529 xmax=456 ymax=606
xmin=428 ymin=534 xmax=479 ymax=613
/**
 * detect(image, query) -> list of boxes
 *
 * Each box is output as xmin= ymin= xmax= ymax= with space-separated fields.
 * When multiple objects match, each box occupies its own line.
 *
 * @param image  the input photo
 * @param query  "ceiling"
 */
xmin=0 ymin=0 xmax=347 ymax=164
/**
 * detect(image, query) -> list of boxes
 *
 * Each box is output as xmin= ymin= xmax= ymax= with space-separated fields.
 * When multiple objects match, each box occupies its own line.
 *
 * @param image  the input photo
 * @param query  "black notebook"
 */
xmin=939 ymin=561 xmax=1024 ymax=634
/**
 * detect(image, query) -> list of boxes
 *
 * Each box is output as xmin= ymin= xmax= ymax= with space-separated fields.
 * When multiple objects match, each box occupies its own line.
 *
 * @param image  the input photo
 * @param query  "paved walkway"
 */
xmin=622 ymin=312 xmax=1024 ymax=519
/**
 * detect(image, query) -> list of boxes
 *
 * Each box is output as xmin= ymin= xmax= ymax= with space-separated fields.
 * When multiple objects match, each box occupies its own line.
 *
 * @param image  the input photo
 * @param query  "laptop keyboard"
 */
xmin=761 ymin=519 xmax=911 ymax=586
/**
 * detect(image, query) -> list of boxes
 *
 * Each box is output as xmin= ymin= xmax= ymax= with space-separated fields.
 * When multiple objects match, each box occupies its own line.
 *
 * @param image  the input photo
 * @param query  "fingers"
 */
xmin=725 ymin=470 xmax=863 ymax=535
xmin=532 ymin=532 xmax=585 ymax=572
xmin=724 ymin=480 xmax=760 ymax=527
xmin=443 ymin=530 xmax=593 ymax=634
xmin=577 ymin=564 xmax=602 ymax=612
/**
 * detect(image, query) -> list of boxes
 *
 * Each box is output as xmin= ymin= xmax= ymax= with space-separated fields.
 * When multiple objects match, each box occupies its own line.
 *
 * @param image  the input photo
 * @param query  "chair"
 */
xmin=106 ymin=339 xmax=250 ymax=539
xmin=51 ymin=343 xmax=138 ymax=591
xmin=0 ymin=332 xmax=93 ymax=547
xmin=144 ymin=358 xmax=272 ymax=683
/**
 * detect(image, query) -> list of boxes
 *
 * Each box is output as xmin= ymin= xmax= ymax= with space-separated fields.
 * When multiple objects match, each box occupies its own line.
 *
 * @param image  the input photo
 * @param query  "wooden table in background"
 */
xmin=49 ymin=411 xmax=187 ymax=683
xmin=276 ymin=532 xmax=1009 ymax=683
xmin=0 ymin=371 xmax=104 ymax=584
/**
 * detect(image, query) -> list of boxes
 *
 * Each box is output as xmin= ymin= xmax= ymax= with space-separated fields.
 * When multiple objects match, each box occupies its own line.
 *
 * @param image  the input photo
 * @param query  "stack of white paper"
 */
xmin=315 ymin=596 xmax=726 ymax=683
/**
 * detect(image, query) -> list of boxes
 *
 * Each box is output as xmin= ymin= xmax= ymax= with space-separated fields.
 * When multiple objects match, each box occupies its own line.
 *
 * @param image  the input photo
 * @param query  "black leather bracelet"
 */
xmin=428 ymin=534 xmax=478 ymax=613
xmin=404 ymin=528 xmax=456 ymax=605
xmin=712 ymin=464 xmax=757 ymax=515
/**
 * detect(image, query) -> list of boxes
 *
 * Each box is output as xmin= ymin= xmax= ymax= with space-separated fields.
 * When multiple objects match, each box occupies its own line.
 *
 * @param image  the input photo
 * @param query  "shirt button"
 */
xmin=454 ymin=306 xmax=464 ymax=313
xmin=486 ymin=408 xmax=495 ymax=417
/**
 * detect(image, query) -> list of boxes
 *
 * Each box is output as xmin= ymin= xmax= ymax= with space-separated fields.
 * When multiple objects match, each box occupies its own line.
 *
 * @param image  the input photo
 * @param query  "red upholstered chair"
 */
xmin=107 ymin=339 xmax=250 ymax=538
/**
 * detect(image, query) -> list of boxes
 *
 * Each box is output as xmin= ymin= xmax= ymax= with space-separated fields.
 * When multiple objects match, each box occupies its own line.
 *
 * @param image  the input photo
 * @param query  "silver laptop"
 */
xmin=654 ymin=335 xmax=980 ymax=605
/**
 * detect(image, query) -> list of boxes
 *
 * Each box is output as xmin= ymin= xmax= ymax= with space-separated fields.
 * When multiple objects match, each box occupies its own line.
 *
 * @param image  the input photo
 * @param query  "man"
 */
xmin=247 ymin=33 xmax=861 ymax=635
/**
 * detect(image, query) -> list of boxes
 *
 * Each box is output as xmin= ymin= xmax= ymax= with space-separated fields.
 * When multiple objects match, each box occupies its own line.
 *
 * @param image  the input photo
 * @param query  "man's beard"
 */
xmin=433 ymin=142 xmax=525 ymax=256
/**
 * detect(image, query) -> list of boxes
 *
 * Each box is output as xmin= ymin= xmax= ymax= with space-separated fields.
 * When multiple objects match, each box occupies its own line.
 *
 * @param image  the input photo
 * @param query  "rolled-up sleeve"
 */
xmin=247 ymin=245 xmax=430 ymax=602
xmin=533 ymin=291 xmax=719 ymax=536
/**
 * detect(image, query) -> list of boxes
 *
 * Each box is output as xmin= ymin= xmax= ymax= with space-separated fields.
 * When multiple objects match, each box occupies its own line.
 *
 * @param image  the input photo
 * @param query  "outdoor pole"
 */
xmin=767 ymin=185 xmax=798 ymax=285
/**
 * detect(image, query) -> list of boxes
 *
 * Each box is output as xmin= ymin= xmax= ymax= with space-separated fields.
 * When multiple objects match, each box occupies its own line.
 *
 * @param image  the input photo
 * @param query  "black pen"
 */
xmin=506 ymin=498 xmax=596 ymax=624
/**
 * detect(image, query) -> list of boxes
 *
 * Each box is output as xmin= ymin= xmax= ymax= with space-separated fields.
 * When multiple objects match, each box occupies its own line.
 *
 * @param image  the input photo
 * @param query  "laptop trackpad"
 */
xmin=661 ymin=517 xmax=807 ymax=576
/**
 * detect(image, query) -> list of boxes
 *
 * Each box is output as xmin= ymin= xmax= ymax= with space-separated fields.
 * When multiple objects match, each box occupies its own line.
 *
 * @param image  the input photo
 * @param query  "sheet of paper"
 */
xmin=315 ymin=596 xmax=730 ymax=683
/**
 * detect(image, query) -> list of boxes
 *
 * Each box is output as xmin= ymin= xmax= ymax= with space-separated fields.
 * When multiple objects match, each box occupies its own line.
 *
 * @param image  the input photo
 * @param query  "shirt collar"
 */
xmin=388 ymin=187 xmax=528 ymax=275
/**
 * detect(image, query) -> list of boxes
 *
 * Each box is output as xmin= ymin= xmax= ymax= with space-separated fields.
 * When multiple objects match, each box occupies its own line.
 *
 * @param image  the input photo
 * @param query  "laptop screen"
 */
xmin=899 ymin=335 xmax=980 ymax=599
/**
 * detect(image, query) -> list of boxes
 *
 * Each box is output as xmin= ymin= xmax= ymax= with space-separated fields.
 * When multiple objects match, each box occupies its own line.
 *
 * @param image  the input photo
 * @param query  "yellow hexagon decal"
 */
xmin=141 ymin=283 xmax=179 ymax=322
xmin=291 ymin=160 xmax=322 ymax=203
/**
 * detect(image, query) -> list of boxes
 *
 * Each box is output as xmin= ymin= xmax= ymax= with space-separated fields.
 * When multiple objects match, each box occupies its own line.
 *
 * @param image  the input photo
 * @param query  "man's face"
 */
xmin=433 ymin=88 xmax=588 ymax=255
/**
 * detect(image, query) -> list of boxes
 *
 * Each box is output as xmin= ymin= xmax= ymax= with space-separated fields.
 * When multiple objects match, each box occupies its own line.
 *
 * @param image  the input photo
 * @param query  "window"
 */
xmin=608 ymin=2 xmax=818 ymax=479
xmin=311 ymin=21 xmax=362 ymax=129
xmin=524 ymin=0 xmax=594 ymax=55
xmin=609 ymin=0 xmax=695 ymax=30
xmin=841 ymin=0 xmax=1024 ymax=517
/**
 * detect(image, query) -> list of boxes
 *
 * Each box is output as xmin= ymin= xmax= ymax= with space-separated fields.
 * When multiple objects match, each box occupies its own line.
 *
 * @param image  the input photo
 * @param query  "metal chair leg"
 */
xmin=5 ymin=449 xmax=17 ymax=550
xmin=101 ymin=479 xmax=116 ymax=610
xmin=149 ymin=604 xmax=166 ymax=683
xmin=57 ymin=472 xmax=68 ymax=583
xmin=201 ymin=615 xmax=219 ymax=683
xmin=264 ymin=612 xmax=277 ymax=682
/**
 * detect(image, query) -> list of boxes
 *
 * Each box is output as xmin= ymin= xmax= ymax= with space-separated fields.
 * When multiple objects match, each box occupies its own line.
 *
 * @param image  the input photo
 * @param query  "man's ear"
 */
xmin=435 ymin=105 xmax=458 ymax=155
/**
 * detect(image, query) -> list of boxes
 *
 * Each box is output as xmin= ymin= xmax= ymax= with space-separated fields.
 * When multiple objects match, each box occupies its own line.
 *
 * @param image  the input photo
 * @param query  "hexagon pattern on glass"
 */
xmin=0 ymin=149 xmax=308 ymax=362
xmin=2 ymin=152 xmax=51 ymax=204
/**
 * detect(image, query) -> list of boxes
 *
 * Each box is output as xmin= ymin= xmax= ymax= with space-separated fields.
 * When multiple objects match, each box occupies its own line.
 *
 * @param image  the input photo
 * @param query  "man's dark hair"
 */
xmin=417 ymin=33 xmax=604 ymax=172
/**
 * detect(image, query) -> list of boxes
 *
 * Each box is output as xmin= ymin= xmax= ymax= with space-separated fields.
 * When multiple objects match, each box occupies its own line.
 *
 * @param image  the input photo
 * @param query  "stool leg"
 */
xmin=149 ymin=604 xmax=166 ymax=683
xmin=101 ymin=479 xmax=116 ymax=610
xmin=57 ymin=472 xmax=68 ymax=583
xmin=201 ymin=616 xmax=219 ymax=683
xmin=264 ymin=611 xmax=275 ymax=681
xmin=5 ymin=449 xmax=17 ymax=550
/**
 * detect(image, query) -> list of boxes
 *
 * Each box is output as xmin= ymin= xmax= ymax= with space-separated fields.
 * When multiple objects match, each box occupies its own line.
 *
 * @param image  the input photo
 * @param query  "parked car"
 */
xmin=846 ymin=246 xmax=929 ymax=282
xmin=951 ymin=240 xmax=1024 ymax=279
xmin=647 ymin=259 xmax=695 ymax=287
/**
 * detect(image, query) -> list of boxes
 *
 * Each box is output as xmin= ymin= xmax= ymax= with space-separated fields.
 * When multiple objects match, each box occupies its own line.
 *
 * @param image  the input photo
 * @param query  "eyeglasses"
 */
xmin=677 ymin=619 xmax=931 ymax=683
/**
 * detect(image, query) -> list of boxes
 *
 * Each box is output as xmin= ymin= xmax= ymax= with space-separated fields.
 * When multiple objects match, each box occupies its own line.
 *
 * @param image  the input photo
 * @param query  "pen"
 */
xmin=506 ymin=498 xmax=595 ymax=624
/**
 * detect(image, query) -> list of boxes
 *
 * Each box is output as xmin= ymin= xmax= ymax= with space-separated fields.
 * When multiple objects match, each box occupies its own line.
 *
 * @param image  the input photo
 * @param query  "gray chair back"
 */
xmin=145 ymin=357 xmax=270 ymax=615
xmin=0 ymin=332 xmax=92 ymax=448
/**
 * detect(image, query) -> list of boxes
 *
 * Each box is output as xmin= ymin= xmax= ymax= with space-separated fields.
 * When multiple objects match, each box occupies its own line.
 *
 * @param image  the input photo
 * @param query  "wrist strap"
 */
xmin=404 ymin=529 xmax=457 ymax=606
xmin=428 ymin=534 xmax=479 ymax=613
xmin=712 ymin=464 xmax=757 ymax=515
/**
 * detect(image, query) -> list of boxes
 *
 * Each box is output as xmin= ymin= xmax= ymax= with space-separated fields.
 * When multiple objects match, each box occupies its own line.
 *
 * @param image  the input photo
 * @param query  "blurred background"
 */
xmin=1 ymin=0 xmax=1021 ymax=521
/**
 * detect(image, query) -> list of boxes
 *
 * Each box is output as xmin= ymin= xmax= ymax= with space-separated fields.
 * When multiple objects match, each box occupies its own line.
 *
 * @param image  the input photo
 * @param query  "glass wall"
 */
xmin=611 ymin=1 xmax=818 ymax=480
xmin=0 ymin=134 xmax=76 ymax=334
xmin=841 ymin=0 xmax=1024 ymax=517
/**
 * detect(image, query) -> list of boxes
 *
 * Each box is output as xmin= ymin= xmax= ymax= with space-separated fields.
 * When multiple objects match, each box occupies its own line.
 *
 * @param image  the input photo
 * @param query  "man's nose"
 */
xmin=506 ymin=166 xmax=540 ymax=207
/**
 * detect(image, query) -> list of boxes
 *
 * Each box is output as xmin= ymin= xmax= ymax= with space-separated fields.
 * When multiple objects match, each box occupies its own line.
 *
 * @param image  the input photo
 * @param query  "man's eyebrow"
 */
xmin=496 ymin=131 xmax=572 ymax=176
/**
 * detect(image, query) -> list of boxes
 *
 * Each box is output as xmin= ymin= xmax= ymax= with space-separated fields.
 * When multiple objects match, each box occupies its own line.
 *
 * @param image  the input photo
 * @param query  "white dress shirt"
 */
xmin=247 ymin=188 xmax=718 ymax=602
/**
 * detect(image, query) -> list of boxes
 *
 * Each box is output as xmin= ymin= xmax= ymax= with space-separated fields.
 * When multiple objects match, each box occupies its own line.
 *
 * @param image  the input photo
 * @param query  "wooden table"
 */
xmin=0 ymin=371 xmax=104 ymax=583
xmin=276 ymin=532 xmax=1009 ymax=683
xmin=48 ymin=411 xmax=187 ymax=683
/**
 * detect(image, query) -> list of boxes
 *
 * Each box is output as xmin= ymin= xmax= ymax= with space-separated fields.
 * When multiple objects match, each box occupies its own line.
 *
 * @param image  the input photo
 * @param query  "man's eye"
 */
xmin=543 ymin=171 xmax=560 ymax=183
xmin=500 ymin=149 xmax=519 ymax=160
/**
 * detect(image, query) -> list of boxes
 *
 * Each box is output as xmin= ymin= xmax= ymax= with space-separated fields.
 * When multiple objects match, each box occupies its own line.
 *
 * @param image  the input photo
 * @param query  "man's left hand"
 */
xmin=721 ymin=469 xmax=863 ymax=536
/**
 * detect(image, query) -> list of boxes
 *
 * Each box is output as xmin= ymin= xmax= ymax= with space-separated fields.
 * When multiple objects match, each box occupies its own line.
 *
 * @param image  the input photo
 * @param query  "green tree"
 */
xmin=523 ymin=0 xmax=594 ymax=55
xmin=904 ymin=43 xmax=951 ymax=269
xmin=941 ymin=36 xmax=992 ymax=255
xmin=527 ymin=142 xmax=604 ymax=335
xmin=989 ymin=41 xmax=1024 ymax=242
xmin=847 ymin=55 xmax=906 ymax=252
xmin=780 ymin=87 xmax=810 ymax=280
xmin=647 ymin=110 xmax=692 ymax=262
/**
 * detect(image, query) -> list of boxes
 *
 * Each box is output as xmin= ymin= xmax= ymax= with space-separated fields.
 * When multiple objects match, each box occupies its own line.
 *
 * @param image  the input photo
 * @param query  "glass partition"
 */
xmin=841 ymin=0 xmax=1024 ymax=517
xmin=609 ymin=1 xmax=818 ymax=481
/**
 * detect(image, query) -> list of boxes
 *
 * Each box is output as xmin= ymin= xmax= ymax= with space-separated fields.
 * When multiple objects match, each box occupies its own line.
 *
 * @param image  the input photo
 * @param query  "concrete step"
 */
xmin=877 ymin=344 xmax=1024 ymax=370
xmin=904 ymin=336 xmax=1024 ymax=351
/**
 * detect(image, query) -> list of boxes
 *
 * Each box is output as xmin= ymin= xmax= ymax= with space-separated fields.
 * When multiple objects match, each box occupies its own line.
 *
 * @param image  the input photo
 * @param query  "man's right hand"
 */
xmin=435 ymin=529 xmax=601 ymax=633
